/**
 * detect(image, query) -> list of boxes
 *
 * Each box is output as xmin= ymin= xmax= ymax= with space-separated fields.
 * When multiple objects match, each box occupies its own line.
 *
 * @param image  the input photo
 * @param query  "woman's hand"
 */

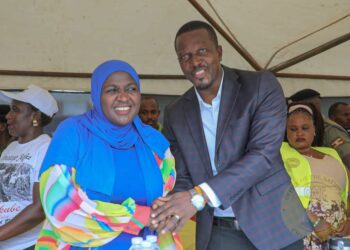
xmin=313 ymin=219 xmax=334 ymax=242
xmin=307 ymin=210 xmax=334 ymax=242
xmin=150 ymin=191 xmax=196 ymax=234
xmin=334 ymin=219 xmax=350 ymax=237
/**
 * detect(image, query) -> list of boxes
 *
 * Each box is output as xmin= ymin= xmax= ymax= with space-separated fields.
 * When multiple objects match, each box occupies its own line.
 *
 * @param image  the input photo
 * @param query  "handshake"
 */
xmin=148 ymin=188 xmax=207 ymax=234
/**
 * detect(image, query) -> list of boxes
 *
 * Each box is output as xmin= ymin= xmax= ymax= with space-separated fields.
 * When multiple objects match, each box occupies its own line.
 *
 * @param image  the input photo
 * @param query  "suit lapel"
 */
xmin=183 ymin=89 xmax=213 ymax=177
xmin=216 ymin=67 xmax=241 ymax=154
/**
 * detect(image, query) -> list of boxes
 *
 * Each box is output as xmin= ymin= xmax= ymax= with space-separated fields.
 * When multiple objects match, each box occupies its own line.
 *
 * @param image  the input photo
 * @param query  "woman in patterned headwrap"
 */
xmin=36 ymin=60 xmax=180 ymax=249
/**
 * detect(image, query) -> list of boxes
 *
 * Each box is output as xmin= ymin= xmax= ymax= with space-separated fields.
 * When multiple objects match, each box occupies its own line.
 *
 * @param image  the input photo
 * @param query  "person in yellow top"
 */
xmin=288 ymin=89 xmax=350 ymax=170
xmin=281 ymin=102 xmax=350 ymax=249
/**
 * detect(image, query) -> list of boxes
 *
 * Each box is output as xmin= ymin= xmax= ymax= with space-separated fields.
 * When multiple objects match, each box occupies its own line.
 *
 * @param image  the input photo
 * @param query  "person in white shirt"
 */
xmin=0 ymin=85 xmax=58 ymax=250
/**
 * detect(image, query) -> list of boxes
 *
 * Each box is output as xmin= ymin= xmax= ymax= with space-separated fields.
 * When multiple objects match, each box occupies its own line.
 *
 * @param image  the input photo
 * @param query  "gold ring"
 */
xmin=174 ymin=214 xmax=180 ymax=221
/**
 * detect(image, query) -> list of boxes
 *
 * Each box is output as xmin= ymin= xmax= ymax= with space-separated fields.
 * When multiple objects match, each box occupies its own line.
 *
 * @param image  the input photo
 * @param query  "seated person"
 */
xmin=281 ymin=102 xmax=350 ymax=249
xmin=0 ymin=85 xmax=58 ymax=250
xmin=328 ymin=102 xmax=350 ymax=135
xmin=288 ymin=88 xmax=350 ymax=170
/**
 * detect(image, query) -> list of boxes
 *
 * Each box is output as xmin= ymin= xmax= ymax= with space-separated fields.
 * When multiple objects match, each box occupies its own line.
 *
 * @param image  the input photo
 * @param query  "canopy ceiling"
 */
xmin=0 ymin=0 xmax=349 ymax=97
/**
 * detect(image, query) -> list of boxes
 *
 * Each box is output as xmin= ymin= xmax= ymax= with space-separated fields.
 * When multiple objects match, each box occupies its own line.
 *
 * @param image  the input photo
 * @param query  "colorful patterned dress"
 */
xmin=304 ymin=155 xmax=347 ymax=249
xmin=35 ymin=148 xmax=180 ymax=249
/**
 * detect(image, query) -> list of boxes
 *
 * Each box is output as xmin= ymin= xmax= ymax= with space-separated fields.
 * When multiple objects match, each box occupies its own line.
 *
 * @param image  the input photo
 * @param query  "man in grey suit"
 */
xmin=151 ymin=21 xmax=312 ymax=250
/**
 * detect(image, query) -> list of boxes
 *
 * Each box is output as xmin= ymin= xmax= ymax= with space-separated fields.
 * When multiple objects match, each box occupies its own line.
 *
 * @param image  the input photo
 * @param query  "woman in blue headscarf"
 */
xmin=35 ymin=60 xmax=179 ymax=249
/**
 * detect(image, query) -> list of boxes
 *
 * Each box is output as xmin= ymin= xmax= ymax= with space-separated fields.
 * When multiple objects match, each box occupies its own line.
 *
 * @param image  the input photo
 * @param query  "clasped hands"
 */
xmin=147 ymin=191 xmax=197 ymax=234
xmin=307 ymin=210 xmax=350 ymax=241
xmin=313 ymin=218 xmax=350 ymax=241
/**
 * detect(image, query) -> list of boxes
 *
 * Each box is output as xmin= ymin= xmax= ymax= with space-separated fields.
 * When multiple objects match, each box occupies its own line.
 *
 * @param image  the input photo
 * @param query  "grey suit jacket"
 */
xmin=163 ymin=66 xmax=312 ymax=250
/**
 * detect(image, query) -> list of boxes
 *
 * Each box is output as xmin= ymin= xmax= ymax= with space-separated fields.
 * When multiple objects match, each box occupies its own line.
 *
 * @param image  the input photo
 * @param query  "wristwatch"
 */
xmin=189 ymin=187 xmax=206 ymax=211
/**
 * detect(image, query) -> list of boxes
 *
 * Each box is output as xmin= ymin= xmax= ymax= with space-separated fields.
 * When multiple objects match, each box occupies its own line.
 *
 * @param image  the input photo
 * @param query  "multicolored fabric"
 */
xmin=35 ymin=148 xmax=181 ymax=249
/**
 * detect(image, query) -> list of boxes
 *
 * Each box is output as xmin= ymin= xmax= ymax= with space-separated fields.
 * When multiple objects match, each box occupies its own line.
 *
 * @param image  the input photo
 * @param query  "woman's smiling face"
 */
xmin=100 ymin=71 xmax=141 ymax=126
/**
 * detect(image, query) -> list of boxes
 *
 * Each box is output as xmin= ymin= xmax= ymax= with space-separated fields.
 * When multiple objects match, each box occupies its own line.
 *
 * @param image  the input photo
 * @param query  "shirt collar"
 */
xmin=195 ymin=68 xmax=224 ymax=106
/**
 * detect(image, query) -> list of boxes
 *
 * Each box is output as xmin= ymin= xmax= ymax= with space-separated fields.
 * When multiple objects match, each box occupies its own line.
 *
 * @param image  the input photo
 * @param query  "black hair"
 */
xmin=288 ymin=88 xmax=321 ymax=103
xmin=141 ymin=96 xmax=160 ymax=109
xmin=0 ymin=105 xmax=10 ymax=123
xmin=286 ymin=102 xmax=324 ymax=146
xmin=328 ymin=102 xmax=348 ymax=118
xmin=174 ymin=20 xmax=218 ymax=50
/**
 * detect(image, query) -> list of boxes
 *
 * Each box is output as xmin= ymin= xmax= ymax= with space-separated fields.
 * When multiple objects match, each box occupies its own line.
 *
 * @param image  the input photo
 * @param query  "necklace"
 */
xmin=302 ymin=153 xmax=315 ymax=158
xmin=300 ymin=148 xmax=315 ymax=158
xmin=301 ymin=150 xmax=324 ymax=159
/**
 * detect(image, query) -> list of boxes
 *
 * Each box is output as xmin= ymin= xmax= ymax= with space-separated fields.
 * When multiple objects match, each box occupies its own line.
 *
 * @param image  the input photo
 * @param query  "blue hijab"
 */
xmin=76 ymin=60 xmax=169 ymax=203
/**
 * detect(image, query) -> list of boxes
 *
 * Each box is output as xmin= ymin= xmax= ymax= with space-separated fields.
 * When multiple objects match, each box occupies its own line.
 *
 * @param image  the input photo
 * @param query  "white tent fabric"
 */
xmin=0 ymin=0 xmax=349 ymax=97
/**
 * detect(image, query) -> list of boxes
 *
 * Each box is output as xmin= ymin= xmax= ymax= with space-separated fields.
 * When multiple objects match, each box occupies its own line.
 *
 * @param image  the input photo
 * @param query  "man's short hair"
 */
xmin=328 ymin=102 xmax=348 ymax=118
xmin=174 ymin=20 xmax=218 ymax=49
xmin=288 ymin=89 xmax=321 ymax=103
xmin=0 ymin=105 xmax=10 ymax=123
xmin=141 ymin=96 xmax=160 ymax=109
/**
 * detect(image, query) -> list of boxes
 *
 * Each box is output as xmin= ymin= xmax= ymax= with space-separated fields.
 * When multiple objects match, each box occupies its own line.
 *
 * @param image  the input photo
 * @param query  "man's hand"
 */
xmin=150 ymin=191 xmax=197 ymax=234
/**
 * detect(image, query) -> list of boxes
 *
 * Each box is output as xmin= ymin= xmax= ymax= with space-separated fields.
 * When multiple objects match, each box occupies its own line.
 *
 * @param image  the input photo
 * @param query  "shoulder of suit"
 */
xmin=164 ymin=89 xmax=192 ymax=111
xmin=222 ymin=65 xmax=258 ymax=77
xmin=324 ymin=118 xmax=347 ymax=132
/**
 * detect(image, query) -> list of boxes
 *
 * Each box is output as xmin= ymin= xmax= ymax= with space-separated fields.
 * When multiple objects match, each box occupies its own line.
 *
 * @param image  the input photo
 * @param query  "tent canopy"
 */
xmin=0 ymin=0 xmax=349 ymax=97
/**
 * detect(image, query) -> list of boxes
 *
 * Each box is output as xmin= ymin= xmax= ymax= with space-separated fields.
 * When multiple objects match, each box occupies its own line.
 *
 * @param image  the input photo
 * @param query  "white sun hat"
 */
xmin=0 ymin=85 xmax=58 ymax=117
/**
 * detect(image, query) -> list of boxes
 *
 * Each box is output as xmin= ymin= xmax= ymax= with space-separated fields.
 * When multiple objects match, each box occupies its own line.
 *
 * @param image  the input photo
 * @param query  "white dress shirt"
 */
xmin=194 ymin=70 xmax=235 ymax=217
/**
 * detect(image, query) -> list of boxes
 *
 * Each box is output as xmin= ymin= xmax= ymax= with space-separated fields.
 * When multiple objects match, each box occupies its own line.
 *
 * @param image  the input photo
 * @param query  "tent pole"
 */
xmin=269 ymin=33 xmax=350 ymax=72
xmin=276 ymin=72 xmax=350 ymax=81
xmin=0 ymin=69 xmax=349 ymax=81
xmin=0 ymin=69 xmax=185 ymax=80
xmin=188 ymin=0 xmax=262 ymax=71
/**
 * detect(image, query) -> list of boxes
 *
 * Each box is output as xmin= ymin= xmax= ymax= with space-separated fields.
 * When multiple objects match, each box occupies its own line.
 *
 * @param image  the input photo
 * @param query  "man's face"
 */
xmin=332 ymin=104 xmax=350 ymax=130
xmin=175 ymin=28 xmax=222 ymax=91
xmin=139 ymin=98 xmax=160 ymax=129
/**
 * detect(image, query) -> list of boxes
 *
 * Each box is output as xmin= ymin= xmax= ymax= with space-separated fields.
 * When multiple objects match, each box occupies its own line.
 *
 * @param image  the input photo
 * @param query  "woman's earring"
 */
xmin=33 ymin=119 xmax=39 ymax=127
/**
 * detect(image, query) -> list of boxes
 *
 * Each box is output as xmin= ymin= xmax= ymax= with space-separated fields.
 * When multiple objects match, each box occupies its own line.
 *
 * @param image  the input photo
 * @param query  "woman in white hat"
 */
xmin=0 ymin=85 xmax=58 ymax=250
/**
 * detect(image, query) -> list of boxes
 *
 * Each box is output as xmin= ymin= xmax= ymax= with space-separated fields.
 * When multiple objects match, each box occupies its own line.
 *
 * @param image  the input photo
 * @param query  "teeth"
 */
xmin=195 ymin=69 xmax=205 ymax=77
xmin=114 ymin=106 xmax=130 ymax=111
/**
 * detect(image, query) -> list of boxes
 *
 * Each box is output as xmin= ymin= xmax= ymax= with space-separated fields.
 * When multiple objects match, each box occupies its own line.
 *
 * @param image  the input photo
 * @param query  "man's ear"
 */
xmin=217 ymin=45 xmax=223 ymax=61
